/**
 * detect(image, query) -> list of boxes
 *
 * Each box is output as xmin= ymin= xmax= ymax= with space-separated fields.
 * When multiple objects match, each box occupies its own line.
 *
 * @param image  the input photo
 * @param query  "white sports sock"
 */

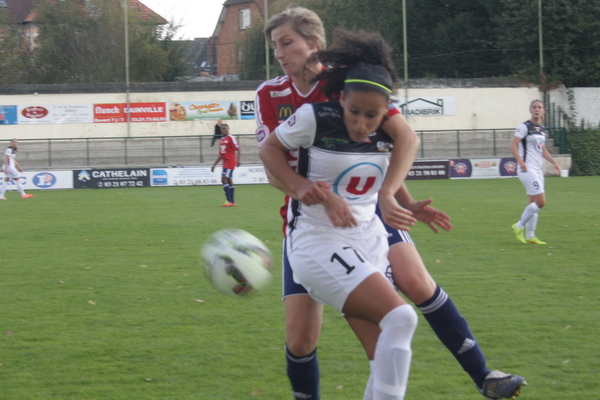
xmin=373 ymin=304 xmax=418 ymax=400
xmin=363 ymin=360 xmax=375 ymax=400
xmin=0 ymin=181 xmax=7 ymax=197
xmin=15 ymin=180 xmax=26 ymax=196
xmin=525 ymin=212 xmax=539 ymax=239
xmin=517 ymin=202 xmax=540 ymax=229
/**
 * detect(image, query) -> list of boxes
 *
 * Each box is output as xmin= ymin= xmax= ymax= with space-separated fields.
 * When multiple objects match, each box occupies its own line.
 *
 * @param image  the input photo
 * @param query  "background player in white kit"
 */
xmin=1 ymin=139 xmax=33 ymax=200
xmin=510 ymin=100 xmax=560 ymax=244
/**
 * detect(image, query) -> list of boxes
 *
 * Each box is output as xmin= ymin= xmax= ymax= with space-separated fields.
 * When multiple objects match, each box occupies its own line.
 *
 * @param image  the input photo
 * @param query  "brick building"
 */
xmin=207 ymin=0 xmax=278 ymax=78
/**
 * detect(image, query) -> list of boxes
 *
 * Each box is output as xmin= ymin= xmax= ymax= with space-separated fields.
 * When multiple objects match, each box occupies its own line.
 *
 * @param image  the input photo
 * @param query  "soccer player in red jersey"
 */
xmin=211 ymin=124 xmax=240 ymax=207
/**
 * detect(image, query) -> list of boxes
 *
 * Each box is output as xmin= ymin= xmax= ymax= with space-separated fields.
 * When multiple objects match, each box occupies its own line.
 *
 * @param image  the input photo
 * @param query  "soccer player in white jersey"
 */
xmin=510 ymin=100 xmax=560 ymax=244
xmin=261 ymin=32 xmax=418 ymax=398
xmin=1 ymin=139 xmax=33 ymax=200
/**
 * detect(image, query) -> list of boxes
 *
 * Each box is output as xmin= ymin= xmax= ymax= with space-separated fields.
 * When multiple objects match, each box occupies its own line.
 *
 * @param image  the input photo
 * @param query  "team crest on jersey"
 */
xmin=278 ymin=105 xmax=294 ymax=120
xmin=286 ymin=114 xmax=297 ymax=127
xmin=534 ymin=136 xmax=544 ymax=153
xmin=271 ymin=88 xmax=292 ymax=97
xmin=256 ymin=126 xmax=268 ymax=144
xmin=332 ymin=162 xmax=384 ymax=201
xmin=376 ymin=141 xmax=392 ymax=152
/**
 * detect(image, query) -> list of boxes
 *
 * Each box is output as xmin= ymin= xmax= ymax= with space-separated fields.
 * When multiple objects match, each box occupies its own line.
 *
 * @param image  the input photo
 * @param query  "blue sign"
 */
xmin=0 ymin=105 xmax=18 ymax=125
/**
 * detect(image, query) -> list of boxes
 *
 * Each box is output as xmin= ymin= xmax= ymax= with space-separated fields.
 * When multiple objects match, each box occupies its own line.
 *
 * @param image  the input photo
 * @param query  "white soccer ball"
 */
xmin=202 ymin=228 xmax=273 ymax=297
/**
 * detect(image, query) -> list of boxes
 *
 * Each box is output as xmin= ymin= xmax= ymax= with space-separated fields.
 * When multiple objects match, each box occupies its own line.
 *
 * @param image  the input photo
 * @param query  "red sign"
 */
xmin=21 ymin=106 xmax=49 ymax=119
xmin=94 ymin=102 xmax=167 ymax=123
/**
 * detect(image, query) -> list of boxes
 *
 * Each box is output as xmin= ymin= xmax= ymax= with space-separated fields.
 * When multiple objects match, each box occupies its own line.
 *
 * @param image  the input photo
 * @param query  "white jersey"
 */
xmin=275 ymin=101 xmax=394 ymax=241
xmin=3 ymin=146 xmax=16 ymax=168
xmin=514 ymin=121 xmax=547 ymax=171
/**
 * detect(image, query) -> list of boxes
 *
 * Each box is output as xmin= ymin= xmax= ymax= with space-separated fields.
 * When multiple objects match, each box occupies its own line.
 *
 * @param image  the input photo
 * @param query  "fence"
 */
xmin=13 ymin=128 xmax=568 ymax=170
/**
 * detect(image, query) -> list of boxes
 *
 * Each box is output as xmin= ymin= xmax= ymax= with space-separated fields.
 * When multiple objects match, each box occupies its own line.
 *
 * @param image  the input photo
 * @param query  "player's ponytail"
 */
xmin=311 ymin=29 xmax=397 ymax=99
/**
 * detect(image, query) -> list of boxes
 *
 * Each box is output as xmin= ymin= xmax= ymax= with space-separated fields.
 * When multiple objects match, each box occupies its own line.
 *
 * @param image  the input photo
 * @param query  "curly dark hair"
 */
xmin=310 ymin=29 xmax=398 ymax=99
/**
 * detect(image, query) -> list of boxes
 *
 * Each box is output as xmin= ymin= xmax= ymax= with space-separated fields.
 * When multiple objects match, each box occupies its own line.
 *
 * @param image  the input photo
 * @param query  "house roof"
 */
xmin=2 ymin=0 xmax=35 ymax=23
xmin=1 ymin=0 xmax=166 ymax=24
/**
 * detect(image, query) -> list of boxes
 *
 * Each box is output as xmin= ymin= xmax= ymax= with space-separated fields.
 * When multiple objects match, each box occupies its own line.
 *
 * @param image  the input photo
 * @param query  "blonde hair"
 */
xmin=264 ymin=6 xmax=326 ymax=51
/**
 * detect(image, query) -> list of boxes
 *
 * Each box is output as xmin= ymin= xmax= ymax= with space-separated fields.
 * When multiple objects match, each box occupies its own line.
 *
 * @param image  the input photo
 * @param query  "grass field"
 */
xmin=1 ymin=176 xmax=598 ymax=399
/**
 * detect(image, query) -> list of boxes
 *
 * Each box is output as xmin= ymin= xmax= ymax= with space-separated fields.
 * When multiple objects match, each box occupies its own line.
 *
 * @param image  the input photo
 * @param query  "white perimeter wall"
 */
xmin=3 ymin=85 xmax=597 ymax=140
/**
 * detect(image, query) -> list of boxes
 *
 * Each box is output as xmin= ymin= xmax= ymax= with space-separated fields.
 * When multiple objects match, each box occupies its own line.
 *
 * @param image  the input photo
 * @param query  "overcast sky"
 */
xmin=140 ymin=0 xmax=223 ymax=39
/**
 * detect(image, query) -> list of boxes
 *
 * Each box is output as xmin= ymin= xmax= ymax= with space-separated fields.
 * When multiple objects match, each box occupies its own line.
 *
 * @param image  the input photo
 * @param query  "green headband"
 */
xmin=344 ymin=79 xmax=392 ymax=94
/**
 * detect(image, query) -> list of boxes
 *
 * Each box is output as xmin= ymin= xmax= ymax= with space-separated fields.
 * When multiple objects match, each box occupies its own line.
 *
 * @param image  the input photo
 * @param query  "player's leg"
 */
xmin=343 ymin=273 xmax=417 ymax=400
xmin=390 ymin=242 xmax=490 ymax=385
xmin=388 ymin=230 xmax=526 ymax=398
xmin=283 ymin=238 xmax=323 ymax=400
xmin=285 ymin=295 xmax=323 ymax=400
xmin=524 ymin=191 xmax=546 ymax=243
xmin=13 ymin=177 xmax=27 ymax=197
xmin=0 ymin=177 xmax=8 ymax=199
xmin=292 ymin=234 xmax=416 ymax=400
xmin=221 ymin=170 xmax=231 ymax=205
xmin=227 ymin=176 xmax=235 ymax=205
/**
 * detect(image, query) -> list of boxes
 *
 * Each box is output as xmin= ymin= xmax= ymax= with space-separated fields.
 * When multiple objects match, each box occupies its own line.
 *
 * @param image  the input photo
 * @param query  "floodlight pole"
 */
xmin=264 ymin=0 xmax=270 ymax=80
xmin=122 ymin=0 xmax=131 ymax=137
xmin=538 ymin=0 xmax=544 ymax=77
xmin=403 ymin=0 xmax=409 ymax=119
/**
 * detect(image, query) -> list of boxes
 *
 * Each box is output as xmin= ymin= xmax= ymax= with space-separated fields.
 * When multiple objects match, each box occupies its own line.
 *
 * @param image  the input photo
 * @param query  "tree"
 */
xmin=0 ymin=10 xmax=33 ymax=84
xmin=30 ymin=0 xmax=187 ymax=84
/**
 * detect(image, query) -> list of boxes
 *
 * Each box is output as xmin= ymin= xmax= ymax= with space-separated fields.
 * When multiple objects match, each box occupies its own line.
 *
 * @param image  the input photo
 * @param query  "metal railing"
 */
xmin=14 ymin=128 xmax=568 ymax=170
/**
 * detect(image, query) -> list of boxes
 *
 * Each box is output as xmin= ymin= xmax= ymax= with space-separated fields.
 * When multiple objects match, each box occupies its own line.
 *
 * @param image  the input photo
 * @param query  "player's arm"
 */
xmin=542 ymin=146 xmax=560 ymax=173
xmin=509 ymin=135 xmax=526 ymax=172
xmin=211 ymin=155 xmax=222 ymax=173
xmin=394 ymin=185 xmax=452 ymax=233
xmin=260 ymin=133 xmax=328 ymax=205
xmin=379 ymin=111 xmax=419 ymax=230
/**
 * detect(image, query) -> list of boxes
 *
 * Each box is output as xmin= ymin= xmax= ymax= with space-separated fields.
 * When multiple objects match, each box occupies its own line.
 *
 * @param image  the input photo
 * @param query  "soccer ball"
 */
xmin=202 ymin=228 xmax=273 ymax=297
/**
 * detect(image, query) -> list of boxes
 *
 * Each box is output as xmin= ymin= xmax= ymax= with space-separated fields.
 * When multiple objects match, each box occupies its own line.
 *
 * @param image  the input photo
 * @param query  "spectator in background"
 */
xmin=211 ymin=119 xmax=224 ymax=147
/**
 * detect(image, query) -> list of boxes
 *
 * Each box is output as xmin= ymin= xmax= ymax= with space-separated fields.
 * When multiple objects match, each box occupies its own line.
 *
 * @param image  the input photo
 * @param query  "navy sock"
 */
xmin=229 ymin=185 xmax=235 ymax=203
xmin=222 ymin=184 xmax=230 ymax=202
xmin=286 ymin=346 xmax=320 ymax=400
xmin=417 ymin=285 xmax=490 ymax=387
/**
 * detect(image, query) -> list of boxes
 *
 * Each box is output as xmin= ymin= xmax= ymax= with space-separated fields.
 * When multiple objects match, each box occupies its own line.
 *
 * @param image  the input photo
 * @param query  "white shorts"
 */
xmin=2 ymin=165 xmax=19 ymax=180
xmin=286 ymin=232 xmax=393 ymax=312
xmin=518 ymin=168 xmax=545 ymax=196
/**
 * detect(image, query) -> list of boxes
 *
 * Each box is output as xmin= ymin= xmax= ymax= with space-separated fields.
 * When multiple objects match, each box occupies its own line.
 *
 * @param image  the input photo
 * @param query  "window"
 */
xmin=239 ymin=8 xmax=250 ymax=30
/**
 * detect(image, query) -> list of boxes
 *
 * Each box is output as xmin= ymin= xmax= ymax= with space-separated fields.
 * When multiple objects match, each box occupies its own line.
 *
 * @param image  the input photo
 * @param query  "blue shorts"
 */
xmin=282 ymin=203 xmax=414 ymax=298
xmin=221 ymin=168 xmax=234 ymax=179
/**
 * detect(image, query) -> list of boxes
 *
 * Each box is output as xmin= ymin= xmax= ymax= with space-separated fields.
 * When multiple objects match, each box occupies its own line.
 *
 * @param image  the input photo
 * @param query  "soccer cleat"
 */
xmin=479 ymin=370 xmax=527 ymax=400
xmin=0 ymin=197 xmax=6 ymax=200
xmin=221 ymin=201 xmax=232 ymax=207
xmin=22 ymin=194 xmax=33 ymax=199
xmin=526 ymin=237 xmax=546 ymax=245
xmin=511 ymin=223 xmax=526 ymax=244
xmin=229 ymin=203 xmax=236 ymax=207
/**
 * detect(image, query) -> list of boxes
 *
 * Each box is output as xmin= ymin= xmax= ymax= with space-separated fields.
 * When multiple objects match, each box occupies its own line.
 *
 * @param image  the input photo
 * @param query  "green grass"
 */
xmin=0 ymin=177 xmax=598 ymax=399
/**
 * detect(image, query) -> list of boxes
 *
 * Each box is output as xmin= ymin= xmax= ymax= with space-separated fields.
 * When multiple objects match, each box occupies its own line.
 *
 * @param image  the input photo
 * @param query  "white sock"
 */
xmin=15 ymin=180 xmax=26 ymax=196
xmin=525 ymin=212 xmax=539 ymax=239
xmin=0 ymin=181 xmax=7 ymax=197
xmin=373 ymin=304 xmax=418 ymax=400
xmin=517 ymin=202 xmax=540 ymax=229
xmin=363 ymin=360 xmax=375 ymax=400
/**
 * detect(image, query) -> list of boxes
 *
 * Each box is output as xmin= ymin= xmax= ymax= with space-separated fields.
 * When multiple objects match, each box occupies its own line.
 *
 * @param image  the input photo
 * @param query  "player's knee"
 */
xmin=286 ymin=335 xmax=317 ymax=357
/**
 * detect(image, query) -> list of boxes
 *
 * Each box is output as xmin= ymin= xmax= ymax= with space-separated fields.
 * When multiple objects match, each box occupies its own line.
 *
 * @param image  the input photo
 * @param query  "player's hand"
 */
xmin=296 ymin=180 xmax=330 ymax=206
xmin=321 ymin=191 xmax=356 ymax=228
xmin=379 ymin=193 xmax=416 ymax=231
xmin=519 ymin=161 xmax=527 ymax=172
xmin=404 ymin=198 xmax=452 ymax=233
xmin=211 ymin=166 xmax=215 ymax=172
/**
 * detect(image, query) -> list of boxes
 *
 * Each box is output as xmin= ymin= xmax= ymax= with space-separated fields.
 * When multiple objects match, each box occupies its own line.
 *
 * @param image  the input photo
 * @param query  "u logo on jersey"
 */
xmin=333 ymin=162 xmax=384 ymax=200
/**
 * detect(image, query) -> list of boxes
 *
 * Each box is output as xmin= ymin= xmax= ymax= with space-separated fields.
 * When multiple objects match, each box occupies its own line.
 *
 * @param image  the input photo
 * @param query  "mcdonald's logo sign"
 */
xmin=278 ymin=105 xmax=294 ymax=120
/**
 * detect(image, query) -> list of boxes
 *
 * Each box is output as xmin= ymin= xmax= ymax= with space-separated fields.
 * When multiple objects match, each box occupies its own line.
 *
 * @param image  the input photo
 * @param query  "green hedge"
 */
xmin=568 ymin=128 xmax=600 ymax=176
